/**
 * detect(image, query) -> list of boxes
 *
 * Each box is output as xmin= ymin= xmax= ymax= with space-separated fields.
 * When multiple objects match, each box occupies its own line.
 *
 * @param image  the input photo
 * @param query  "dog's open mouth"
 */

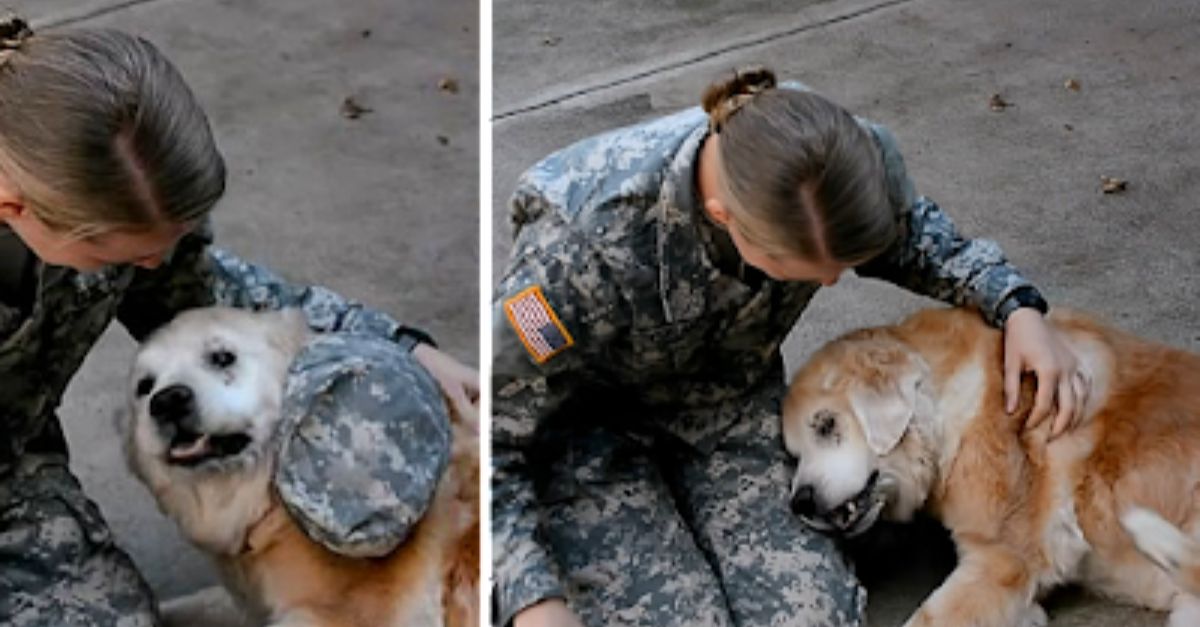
xmin=167 ymin=427 xmax=252 ymax=466
xmin=801 ymin=471 xmax=887 ymax=537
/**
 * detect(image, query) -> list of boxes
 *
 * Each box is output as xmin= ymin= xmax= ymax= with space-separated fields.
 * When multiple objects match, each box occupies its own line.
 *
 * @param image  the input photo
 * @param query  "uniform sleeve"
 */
xmin=854 ymin=122 xmax=1045 ymax=327
xmin=491 ymin=299 xmax=573 ymax=626
xmin=117 ymin=221 xmax=433 ymax=347
xmin=492 ymin=189 xmax=623 ymax=625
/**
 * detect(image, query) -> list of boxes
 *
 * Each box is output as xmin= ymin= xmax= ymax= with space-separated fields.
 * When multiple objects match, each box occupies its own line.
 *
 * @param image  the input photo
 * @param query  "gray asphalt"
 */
xmin=14 ymin=0 xmax=479 ymax=605
xmin=493 ymin=0 xmax=1197 ymax=624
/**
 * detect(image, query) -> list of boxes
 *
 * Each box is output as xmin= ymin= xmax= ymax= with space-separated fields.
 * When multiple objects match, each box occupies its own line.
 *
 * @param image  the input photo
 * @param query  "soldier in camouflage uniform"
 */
xmin=0 ymin=18 xmax=470 ymax=626
xmin=493 ymin=67 xmax=1084 ymax=626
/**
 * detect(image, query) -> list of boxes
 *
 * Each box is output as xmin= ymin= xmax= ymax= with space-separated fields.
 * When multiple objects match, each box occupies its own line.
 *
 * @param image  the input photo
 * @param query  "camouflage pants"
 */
xmin=0 ymin=455 xmax=159 ymax=627
xmin=531 ymin=391 xmax=866 ymax=627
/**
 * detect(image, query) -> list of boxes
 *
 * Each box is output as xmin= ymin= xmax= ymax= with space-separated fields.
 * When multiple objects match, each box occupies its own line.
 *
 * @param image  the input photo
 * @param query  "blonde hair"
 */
xmin=701 ymin=66 xmax=895 ymax=264
xmin=0 ymin=14 xmax=225 ymax=237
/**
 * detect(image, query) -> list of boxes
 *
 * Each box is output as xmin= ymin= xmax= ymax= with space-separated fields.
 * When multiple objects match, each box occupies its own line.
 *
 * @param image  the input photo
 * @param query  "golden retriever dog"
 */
xmin=783 ymin=306 xmax=1200 ymax=627
xmin=122 ymin=307 xmax=478 ymax=627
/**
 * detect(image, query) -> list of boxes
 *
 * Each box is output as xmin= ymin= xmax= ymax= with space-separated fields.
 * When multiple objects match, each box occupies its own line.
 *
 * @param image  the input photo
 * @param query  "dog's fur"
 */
xmin=783 ymin=307 xmax=1200 ymax=627
xmin=123 ymin=307 xmax=479 ymax=627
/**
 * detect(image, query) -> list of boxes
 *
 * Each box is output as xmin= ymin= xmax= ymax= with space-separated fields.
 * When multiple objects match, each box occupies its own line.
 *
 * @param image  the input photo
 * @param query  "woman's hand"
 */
xmin=412 ymin=343 xmax=480 ymax=420
xmin=1003 ymin=308 xmax=1090 ymax=438
xmin=514 ymin=599 xmax=586 ymax=627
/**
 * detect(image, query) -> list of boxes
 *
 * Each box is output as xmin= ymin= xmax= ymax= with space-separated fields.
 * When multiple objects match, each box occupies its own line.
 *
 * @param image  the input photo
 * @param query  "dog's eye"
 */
xmin=813 ymin=410 xmax=838 ymax=440
xmin=135 ymin=376 xmax=155 ymax=397
xmin=209 ymin=349 xmax=237 ymax=369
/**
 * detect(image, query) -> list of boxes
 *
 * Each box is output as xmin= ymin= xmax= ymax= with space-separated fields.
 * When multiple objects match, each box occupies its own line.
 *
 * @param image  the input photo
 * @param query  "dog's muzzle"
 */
xmin=149 ymin=384 xmax=252 ymax=466
xmin=791 ymin=471 xmax=885 ymax=537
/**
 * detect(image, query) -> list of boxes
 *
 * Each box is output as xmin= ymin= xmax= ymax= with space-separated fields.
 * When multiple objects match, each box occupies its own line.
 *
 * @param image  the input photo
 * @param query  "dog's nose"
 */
xmin=791 ymin=484 xmax=818 ymax=517
xmin=149 ymin=385 xmax=195 ymax=424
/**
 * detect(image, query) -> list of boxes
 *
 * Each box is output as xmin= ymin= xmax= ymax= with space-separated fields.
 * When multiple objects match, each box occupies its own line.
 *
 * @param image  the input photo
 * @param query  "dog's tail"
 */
xmin=1121 ymin=507 xmax=1200 ymax=595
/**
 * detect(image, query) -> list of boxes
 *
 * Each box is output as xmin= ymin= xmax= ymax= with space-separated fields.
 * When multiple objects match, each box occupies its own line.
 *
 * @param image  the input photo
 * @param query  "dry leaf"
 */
xmin=1064 ymin=78 xmax=1081 ymax=91
xmin=438 ymin=77 xmax=460 ymax=94
xmin=1100 ymin=175 xmax=1127 ymax=194
xmin=989 ymin=93 xmax=1010 ymax=111
xmin=340 ymin=96 xmax=372 ymax=120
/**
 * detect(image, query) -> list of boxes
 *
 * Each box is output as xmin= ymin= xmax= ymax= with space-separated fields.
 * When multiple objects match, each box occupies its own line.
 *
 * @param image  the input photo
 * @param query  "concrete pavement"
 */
xmin=493 ymin=0 xmax=1197 ymax=624
xmin=13 ymin=0 xmax=479 ymax=607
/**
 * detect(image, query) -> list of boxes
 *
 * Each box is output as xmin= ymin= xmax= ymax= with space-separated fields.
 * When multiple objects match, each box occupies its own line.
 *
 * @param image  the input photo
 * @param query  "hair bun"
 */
xmin=0 ymin=13 xmax=33 ymax=50
xmin=701 ymin=65 xmax=777 ymax=133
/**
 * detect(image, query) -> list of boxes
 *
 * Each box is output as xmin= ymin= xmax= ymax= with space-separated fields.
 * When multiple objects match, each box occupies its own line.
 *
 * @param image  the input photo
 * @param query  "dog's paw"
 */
xmin=161 ymin=586 xmax=254 ymax=627
xmin=1121 ymin=507 xmax=1188 ymax=573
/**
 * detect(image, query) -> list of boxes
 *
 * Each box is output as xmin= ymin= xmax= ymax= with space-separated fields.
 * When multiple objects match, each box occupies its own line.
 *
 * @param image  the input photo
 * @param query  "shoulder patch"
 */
xmin=503 ymin=285 xmax=575 ymax=364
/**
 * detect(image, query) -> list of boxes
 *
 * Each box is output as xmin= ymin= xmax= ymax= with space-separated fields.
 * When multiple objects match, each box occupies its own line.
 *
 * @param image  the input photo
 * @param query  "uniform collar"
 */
xmin=654 ymin=117 xmax=719 ymax=323
xmin=0 ymin=224 xmax=34 ymax=312
xmin=654 ymin=113 xmax=766 ymax=323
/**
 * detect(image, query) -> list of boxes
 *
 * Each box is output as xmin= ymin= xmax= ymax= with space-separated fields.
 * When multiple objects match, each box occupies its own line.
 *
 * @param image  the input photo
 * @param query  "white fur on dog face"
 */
xmin=782 ymin=336 xmax=935 ymax=534
xmin=122 ymin=307 xmax=309 ymax=556
xmin=127 ymin=308 xmax=307 ymax=470
xmin=784 ymin=400 xmax=877 ymax=511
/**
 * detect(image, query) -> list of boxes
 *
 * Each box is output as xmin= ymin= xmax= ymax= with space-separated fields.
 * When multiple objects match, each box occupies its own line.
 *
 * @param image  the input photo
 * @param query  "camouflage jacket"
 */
xmin=0 ymin=221 xmax=444 ymax=556
xmin=491 ymin=103 xmax=1045 ymax=621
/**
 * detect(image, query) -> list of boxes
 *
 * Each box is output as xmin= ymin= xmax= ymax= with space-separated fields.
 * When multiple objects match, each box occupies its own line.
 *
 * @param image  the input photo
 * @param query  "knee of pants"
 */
xmin=0 ymin=464 xmax=159 ymax=626
xmin=1 ymin=464 xmax=115 ymax=562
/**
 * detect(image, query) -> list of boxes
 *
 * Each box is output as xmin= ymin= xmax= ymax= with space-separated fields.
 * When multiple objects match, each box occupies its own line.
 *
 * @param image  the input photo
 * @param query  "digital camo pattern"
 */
xmin=0 ymin=221 xmax=436 ymax=622
xmin=493 ymin=96 xmax=1044 ymax=624
xmin=0 ymin=458 xmax=158 ymax=627
xmin=855 ymin=193 xmax=1035 ymax=327
xmin=527 ymin=381 xmax=865 ymax=627
xmin=277 ymin=333 xmax=451 ymax=558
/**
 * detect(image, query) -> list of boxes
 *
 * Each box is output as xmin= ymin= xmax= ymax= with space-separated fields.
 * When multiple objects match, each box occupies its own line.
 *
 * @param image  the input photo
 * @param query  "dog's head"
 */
xmin=782 ymin=328 xmax=934 ymax=537
xmin=125 ymin=307 xmax=309 ymax=475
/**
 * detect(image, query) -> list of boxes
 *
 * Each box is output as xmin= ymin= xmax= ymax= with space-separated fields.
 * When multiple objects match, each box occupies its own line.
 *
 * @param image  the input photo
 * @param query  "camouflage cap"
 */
xmin=275 ymin=333 xmax=451 ymax=558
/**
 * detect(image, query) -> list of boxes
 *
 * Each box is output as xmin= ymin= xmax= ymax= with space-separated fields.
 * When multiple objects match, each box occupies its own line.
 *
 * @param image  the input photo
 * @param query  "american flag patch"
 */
xmin=503 ymin=285 xmax=575 ymax=364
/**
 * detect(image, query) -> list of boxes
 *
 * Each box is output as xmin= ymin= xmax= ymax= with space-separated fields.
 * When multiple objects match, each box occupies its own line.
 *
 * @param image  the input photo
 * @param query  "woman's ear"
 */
xmin=704 ymin=197 xmax=731 ymax=229
xmin=0 ymin=200 xmax=23 ymax=222
xmin=0 ymin=173 xmax=24 ymax=221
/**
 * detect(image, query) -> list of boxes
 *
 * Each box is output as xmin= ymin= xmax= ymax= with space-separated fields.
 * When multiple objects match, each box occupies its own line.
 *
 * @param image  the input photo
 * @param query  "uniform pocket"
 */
xmin=531 ymin=426 xmax=656 ymax=507
xmin=0 ymin=303 xmax=33 ymax=352
xmin=0 ymin=462 xmax=115 ymax=551
xmin=624 ymin=322 xmax=698 ymax=375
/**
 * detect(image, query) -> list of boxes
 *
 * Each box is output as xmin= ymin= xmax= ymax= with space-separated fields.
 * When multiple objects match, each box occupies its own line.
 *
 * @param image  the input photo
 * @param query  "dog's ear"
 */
xmin=848 ymin=364 xmax=924 ymax=456
xmin=276 ymin=308 xmax=309 ymax=334
xmin=260 ymin=308 xmax=311 ymax=356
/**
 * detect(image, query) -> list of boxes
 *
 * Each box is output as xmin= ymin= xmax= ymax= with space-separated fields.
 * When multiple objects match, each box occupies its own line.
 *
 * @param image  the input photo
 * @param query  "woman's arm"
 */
xmin=855 ymin=123 xmax=1085 ymax=435
xmin=116 ymin=221 xmax=432 ymax=347
xmin=493 ymin=179 xmax=626 ymax=625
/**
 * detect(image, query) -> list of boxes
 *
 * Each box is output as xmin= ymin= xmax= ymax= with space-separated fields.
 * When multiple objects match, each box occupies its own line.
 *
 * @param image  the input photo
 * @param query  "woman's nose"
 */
xmin=134 ymin=253 xmax=166 ymax=270
xmin=819 ymin=271 xmax=842 ymax=287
